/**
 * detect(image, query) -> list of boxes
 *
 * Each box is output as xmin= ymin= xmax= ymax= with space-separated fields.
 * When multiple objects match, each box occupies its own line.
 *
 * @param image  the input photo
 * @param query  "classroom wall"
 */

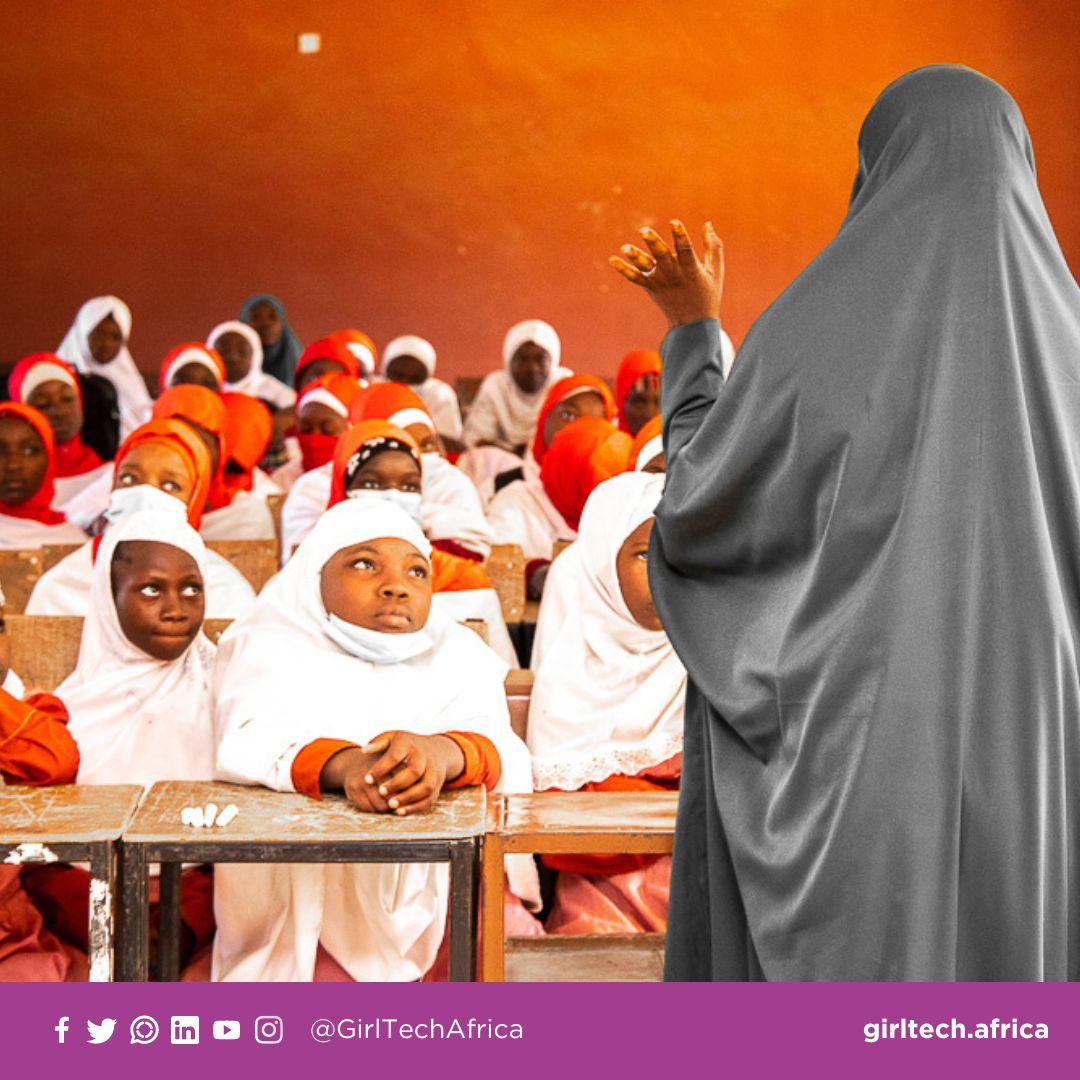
xmin=0 ymin=0 xmax=1076 ymax=384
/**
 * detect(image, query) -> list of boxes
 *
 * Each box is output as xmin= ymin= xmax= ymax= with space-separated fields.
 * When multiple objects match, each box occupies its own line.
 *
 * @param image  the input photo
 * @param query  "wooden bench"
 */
xmin=0 ymin=549 xmax=44 ymax=614
xmin=40 ymin=539 xmax=280 ymax=594
xmin=481 ymin=791 xmax=678 ymax=982
xmin=118 ymin=781 xmax=487 ymax=982
xmin=0 ymin=784 xmax=142 ymax=981
xmin=485 ymin=543 xmax=525 ymax=624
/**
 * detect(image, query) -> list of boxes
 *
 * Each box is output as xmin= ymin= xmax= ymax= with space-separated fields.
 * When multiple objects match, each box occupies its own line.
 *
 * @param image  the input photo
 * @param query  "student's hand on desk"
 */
xmin=609 ymin=220 xmax=724 ymax=330
xmin=359 ymin=731 xmax=465 ymax=816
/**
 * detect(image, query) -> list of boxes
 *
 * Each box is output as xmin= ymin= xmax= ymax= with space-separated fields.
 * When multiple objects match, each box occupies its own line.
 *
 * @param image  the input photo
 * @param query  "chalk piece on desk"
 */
xmin=215 ymin=804 xmax=239 ymax=828
xmin=203 ymin=803 xmax=219 ymax=828
xmin=180 ymin=807 xmax=196 ymax=826
xmin=190 ymin=806 xmax=205 ymax=828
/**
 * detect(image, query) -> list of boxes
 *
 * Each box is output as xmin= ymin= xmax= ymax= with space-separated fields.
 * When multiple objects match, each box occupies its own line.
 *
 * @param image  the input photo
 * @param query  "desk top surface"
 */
xmin=499 ymin=791 xmax=679 ymax=835
xmin=0 ymin=784 xmax=143 ymax=844
xmin=124 ymin=781 xmax=486 ymax=845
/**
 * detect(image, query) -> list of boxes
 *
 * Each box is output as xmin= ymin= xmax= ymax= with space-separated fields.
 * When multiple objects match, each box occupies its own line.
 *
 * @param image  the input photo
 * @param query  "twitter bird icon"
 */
xmin=87 ymin=1019 xmax=117 ymax=1045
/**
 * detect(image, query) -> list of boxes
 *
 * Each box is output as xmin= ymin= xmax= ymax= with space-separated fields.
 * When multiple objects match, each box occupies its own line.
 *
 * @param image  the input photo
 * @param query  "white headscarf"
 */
xmin=527 ymin=472 xmax=686 ymax=790
xmin=206 ymin=321 xmax=296 ymax=409
xmin=59 ymin=510 xmax=217 ymax=788
xmin=382 ymin=335 xmax=437 ymax=380
xmin=211 ymin=498 xmax=536 ymax=982
xmin=56 ymin=295 xmax=152 ymax=438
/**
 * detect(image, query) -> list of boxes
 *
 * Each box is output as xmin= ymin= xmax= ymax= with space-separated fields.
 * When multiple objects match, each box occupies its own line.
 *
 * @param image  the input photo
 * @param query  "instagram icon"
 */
xmin=255 ymin=1016 xmax=284 ymax=1044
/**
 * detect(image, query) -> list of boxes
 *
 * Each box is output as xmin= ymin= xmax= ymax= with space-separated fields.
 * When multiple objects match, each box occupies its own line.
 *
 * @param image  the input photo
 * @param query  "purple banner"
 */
xmin=0 ymin=982 xmax=1074 ymax=1078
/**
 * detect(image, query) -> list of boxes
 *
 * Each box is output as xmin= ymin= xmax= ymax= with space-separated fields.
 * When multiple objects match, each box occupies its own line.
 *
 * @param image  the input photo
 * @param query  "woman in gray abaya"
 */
xmin=609 ymin=65 xmax=1079 ymax=981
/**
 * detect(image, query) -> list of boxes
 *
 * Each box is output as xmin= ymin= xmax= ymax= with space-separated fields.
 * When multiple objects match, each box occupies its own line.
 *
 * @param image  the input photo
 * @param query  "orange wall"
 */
xmin=1 ymin=0 xmax=1076 ymax=383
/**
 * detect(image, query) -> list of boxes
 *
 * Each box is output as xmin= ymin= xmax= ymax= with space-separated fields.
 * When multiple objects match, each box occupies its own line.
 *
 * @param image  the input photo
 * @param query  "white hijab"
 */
xmin=527 ymin=472 xmax=686 ymax=790
xmin=56 ymin=295 xmax=152 ymax=438
xmin=206 ymin=321 xmax=296 ymax=409
xmin=212 ymin=499 xmax=536 ymax=982
xmin=59 ymin=511 xmax=217 ymax=788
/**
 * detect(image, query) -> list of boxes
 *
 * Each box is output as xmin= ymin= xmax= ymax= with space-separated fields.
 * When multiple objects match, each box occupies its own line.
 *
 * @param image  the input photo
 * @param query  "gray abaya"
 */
xmin=652 ymin=66 xmax=1080 ymax=981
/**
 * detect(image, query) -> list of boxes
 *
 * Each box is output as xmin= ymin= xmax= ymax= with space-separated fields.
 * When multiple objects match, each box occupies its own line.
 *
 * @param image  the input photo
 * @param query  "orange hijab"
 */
xmin=221 ymin=393 xmax=273 ymax=493
xmin=295 ymin=336 xmax=364 ymax=389
xmin=0 ymin=402 xmax=66 ymax=524
xmin=111 ymin=418 xmax=213 ymax=529
xmin=629 ymin=414 xmax=664 ymax=470
xmin=349 ymin=382 xmax=434 ymax=428
xmin=531 ymin=374 xmax=616 ymax=464
xmin=296 ymin=372 xmax=366 ymax=472
xmin=328 ymin=421 xmax=487 ymax=592
xmin=152 ymin=385 xmax=230 ymax=510
xmin=540 ymin=416 xmax=632 ymax=531
xmin=327 ymin=328 xmax=378 ymax=381
xmin=614 ymin=350 xmax=662 ymax=434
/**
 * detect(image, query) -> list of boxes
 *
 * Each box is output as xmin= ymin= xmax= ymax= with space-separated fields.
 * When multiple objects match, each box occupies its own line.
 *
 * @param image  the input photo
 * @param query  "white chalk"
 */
xmin=190 ymin=806 xmax=205 ymax=828
xmin=203 ymin=802 xmax=219 ymax=828
xmin=180 ymin=807 xmax=196 ymax=826
xmin=215 ymin=804 xmax=239 ymax=828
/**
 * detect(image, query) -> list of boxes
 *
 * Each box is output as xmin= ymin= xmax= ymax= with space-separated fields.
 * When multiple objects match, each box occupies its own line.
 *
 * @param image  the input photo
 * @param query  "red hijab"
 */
xmin=327 ymin=420 xmax=422 ymax=508
xmin=540 ymin=416 xmax=633 ymax=531
xmin=111 ymin=419 xmax=213 ymax=530
xmin=327 ymin=328 xmax=378 ymax=381
xmin=0 ymin=402 xmax=66 ymax=524
xmin=221 ymin=393 xmax=273 ymax=493
xmin=7 ymin=353 xmax=103 ymax=477
xmin=152 ymin=385 xmax=230 ymax=510
xmin=296 ymin=373 xmax=365 ymax=472
xmin=531 ymin=374 xmax=616 ymax=464
xmin=295 ymin=336 xmax=363 ymax=390
xmin=615 ymin=350 xmax=662 ymax=434
xmin=159 ymin=343 xmax=226 ymax=392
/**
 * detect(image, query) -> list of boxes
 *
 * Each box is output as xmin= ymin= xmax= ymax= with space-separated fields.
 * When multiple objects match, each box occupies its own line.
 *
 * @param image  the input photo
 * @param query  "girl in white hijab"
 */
xmin=527 ymin=471 xmax=685 ymax=934
xmin=56 ymin=295 xmax=153 ymax=439
xmin=205 ymin=321 xmax=296 ymax=410
xmin=380 ymin=335 xmax=463 ymax=442
xmin=211 ymin=499 xmax=537 ymax=981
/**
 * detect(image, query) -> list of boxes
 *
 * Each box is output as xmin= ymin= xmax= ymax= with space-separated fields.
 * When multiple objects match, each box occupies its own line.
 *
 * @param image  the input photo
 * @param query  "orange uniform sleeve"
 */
xmin=290 ymin=738 xmax=358 ymax=800
xmin=0 ymin=689 xmax=79 ymax=787
xmin=443 ymin=732 xmax=502 ymax=791
xmin=430 ymin=549 xmax=492 ymax=592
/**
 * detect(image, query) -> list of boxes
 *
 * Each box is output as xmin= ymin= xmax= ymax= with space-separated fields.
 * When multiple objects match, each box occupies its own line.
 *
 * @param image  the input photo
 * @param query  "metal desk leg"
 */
xmin=158 ymin=861 xmax=182 ymax=982
xmin=117 ymin=842 xmax=149 ymax=982
xmin=86 ymin=843 xmax=117 ymax=982
xmin=448 ymin=839 xmax=479 ymax=982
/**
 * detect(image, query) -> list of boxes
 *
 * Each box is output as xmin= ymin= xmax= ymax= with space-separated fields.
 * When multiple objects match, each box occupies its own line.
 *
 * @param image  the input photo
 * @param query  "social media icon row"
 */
xmin=55 ymin=1015 xmax=283 ymax=1045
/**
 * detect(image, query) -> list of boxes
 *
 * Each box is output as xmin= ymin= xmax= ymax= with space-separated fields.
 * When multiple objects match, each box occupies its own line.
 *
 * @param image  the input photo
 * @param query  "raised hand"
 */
xmin=609 ymin=220 xmax=724 ymax=330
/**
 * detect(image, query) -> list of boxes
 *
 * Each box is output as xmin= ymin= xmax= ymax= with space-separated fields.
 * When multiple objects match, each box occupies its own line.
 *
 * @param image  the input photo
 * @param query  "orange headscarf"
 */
xmin=327 ymin=328 xmax=378 ymax=381
xmin=158 ymin=343 xmax=226 ymax=392
xmin=296 ymin=373 xmax=366 ymax=472
xmin=0 ymin=402 xmax=66 ymax=524
xmin=629 ymin=414 xmax=664 ymax=470
xmin=614 ymin=350 xmax=662 ymax=434
xmin=540 ymin=416 xmax=632 ymax=532
xmin=349 ymin=382 xmax=434 ymax=429
xmin=295 ymin=336 xmax=364 ymax=390
xmin=7 ymin=353 xmax=103 ymax=478
xmin=112 ymin=418 xmax=213 ymax=529
xmin=328 ymin=421 xmax=488 ymax=592
xmin=531 ymin=374 xmax=616 ymax=464
xmin=220 ymin=393 xmax=273 ymax=493
xmin=152 ymin=385 xmax=230 ymax=510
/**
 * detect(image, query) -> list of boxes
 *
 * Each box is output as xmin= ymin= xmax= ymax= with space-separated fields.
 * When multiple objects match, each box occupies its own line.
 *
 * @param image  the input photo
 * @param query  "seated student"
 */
xmin=457 ymin=320 xmax=573 ymax=495
xmin=153 ymin=385 xmax=275 ymax=541
xmin=220 ymin=393 xmax=280 ymax=500
xmin=486 ymin=415 xmax=632 ymax=598
xmin=270 ymin=373 xmax=363 ymax=493
xmin=211 ymin=499 xmax=538 ymax=981
xmin=6 ymin=355 xmax=111 ymax=507
xmin=614 ymin=350 xmax=662 ymax=436
xmin=327 ymin=328 xmax=377 ymax=383
xmin=28 ymin=512 xmax=218 ymax=977
xmin=56 ymin=295 xmax=153 ymax=440
xmin=0 ymin=403 xmax=87 ymax=549
xmin=25 ymin=420 xmax=255 ymax=618
xmin=379 ymin=335 xmax=463 ymax=447
xmin=0 ymin=583 xmax=85 ymax=982
xmin=629 ymin=415 xmax=664 ymax=474
xmin=528 ymin=472 xmax=685 ymax=934
xmin=294 ymin=336 xmax=367 ymax=395
xmin=158 ymin=343 xmax=226 ymax=393
xmin=239 ymin=294 xmax=303 ymax=388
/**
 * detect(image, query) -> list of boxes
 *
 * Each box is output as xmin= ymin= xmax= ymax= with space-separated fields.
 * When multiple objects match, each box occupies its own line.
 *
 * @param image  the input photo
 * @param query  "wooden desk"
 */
xmin=0 ymin=784 xmax=143 ymax=981
xmin=119 ymin=781 xmax=487 ymax=983
xmin=481 ymin=791 xmax=679 ymax=982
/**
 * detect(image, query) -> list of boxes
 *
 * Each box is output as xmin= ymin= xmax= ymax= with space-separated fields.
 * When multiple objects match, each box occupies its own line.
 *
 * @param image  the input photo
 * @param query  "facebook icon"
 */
xmin=54 ymin=1016 xmax=70 ymax=1043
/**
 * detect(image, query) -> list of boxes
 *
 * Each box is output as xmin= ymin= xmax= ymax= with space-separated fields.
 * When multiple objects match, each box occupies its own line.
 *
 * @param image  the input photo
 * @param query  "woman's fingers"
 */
xmin=360 ymin=732 xmax=393 ymax=756
xmin=389 ymin=772 xmax=439 ymax=814
xmin=608 ymin=256 xmax=652 ymax=286
xmin=704 ymin=221 xmax=724 ymax=283
xmin=670 ymin=220 xmax=698 ymax=269
xmin=364 ymin=736 xmax=411 ymax=785
xmin=620 ymin=244 xmax=656 ymax=272
xmin=640 ymin=226 xmax=676 ymax=271
xmin=378 ymin=760 xmax=423 ymax=797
